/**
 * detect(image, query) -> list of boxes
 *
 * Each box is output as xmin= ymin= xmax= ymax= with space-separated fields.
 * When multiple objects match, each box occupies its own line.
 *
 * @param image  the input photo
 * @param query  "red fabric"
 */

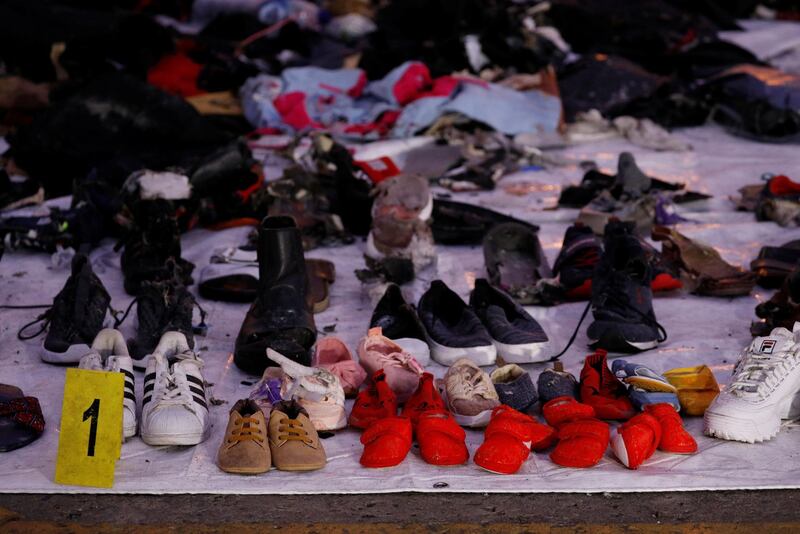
xmin=360 ymin=416 xmax=412 ymax=468
xmin=769 ymin=175 xmax=800 ymax=197
xmin=474 ymin=406 xmax=556 ymax=475
xmin=349 ymin=370 xmax=398 ymax=430
xmin=542 ymin=396 xmax=596 ymax=428
xmin=416 ymin=411 xmax=469 ymax=466
xmin=579 ymin=350 xmax=635 ymax=420
xmin=651 ymin=272 xmax=683 ymax=292
xmin=348 ymin=71 xmax=368 ymax=98
xmin=354 ymin=157 xmax=402 ymax=184
xmin=550 ymin=418 xmax=610 ymax=468
xmin=147 ymin=53 xmax=204 ymax=97
xmin=612 ymin=413 xmax=662 ymax=469
xmin=392 ymin=62 xmax=432 ymax=105
xmin=273 ymin=92 xmax=322 ymax=130
xmin=401 ymin=372 xmax=446 ymax=429
xmin=0 ymin=397 xmax=45 ymax=433
xmin=644 ymin=403 xmax=697 ymax=454
xmin=343 ymin=110 xmax=401 ymax=138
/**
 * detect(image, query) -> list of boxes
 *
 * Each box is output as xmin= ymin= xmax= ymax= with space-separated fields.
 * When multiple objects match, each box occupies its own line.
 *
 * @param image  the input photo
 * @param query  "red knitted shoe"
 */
xmin=474 ymin=405 xmax=557 ymax=474
xmin=349 ymin=370 xmax=398 ymax=430
xmin=360 ymin=416 xmax=413 ymax=468
xmin=402 ymin=372 xmax=446 ymax=429
xmin=416 ymin=410 xmax=469 ymax=466
xmin=542 ymin=396 xmax=596 ymax=428
xmin=644 ymin=403 xmax=697 ymax=454
xmin=550 ymin=418 xmax=610 ymax=468
xmin=580 ymin=350 xmax=635 ymax=420
xmin=610 ymin=412 xmax=662 ymax=469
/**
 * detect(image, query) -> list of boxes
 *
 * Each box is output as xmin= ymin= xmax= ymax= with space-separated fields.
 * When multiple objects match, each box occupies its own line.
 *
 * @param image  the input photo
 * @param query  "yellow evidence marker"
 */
xmin=55 ymin=368 xmax=123 ymax=488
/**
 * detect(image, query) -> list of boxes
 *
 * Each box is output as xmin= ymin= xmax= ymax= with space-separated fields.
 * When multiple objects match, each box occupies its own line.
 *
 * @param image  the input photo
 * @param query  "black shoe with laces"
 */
xmin=469 ymin=279 xmax=550 ymax=364
xmin=124 ymin=262 xmax=203 ymax=363
xmin=24 ymin=254 xmax=111 ymax=364
xmin=552 ymin=222 xmax=602 ymax=300
xmin=369 ymin=283 xmax=427 ymax=342
xmin=120 ymin=199 xmax=194 ymax=296
xmin=586 ymin=220 xmax=666 ymax=352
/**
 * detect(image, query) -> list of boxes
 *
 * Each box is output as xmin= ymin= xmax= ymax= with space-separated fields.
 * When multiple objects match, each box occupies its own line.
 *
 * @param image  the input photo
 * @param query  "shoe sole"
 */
xmin=219 ymin=465 xmax=271 ymax=475
xmin=493 ymin=339 xmax=551 ymax=364
xmin=41 ymin=342 xmax=92 ymax=364
xmin=610 ymin=432 xmax=633 ymax=468
xmin=453 ymin=409 xmax=494 ymax=428
xmin=124 ymin=422 xmax=137 ymax=440
xmin=587 ymin=331 xmax=659 ymax=353
xmin=140 ymin=429 xmax=208 ymax=446
xmin=704 ymin=392 xmax=800 ymax=443
xmin=426 ymin=335 xmax=496 ymax=367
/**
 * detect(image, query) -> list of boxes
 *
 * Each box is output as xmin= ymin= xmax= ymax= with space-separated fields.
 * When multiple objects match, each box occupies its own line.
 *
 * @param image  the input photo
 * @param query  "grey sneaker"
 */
xmin=490 ymin=364 xmax=537 ymax=412
xmin=537 ymin=362 xmax=579 ymax=403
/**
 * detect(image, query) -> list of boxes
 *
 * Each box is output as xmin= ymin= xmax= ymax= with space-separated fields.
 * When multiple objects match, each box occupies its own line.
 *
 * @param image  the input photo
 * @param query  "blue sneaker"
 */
xmin=628 ymin=388 xmax=680 ymax=411
xmin=611 ymin=359 xmax=677 ymax=393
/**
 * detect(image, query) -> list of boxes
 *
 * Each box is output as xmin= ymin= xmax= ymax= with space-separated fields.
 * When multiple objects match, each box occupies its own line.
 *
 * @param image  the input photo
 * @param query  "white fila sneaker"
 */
xmin=140 ymin=332 xmax=210 ymax=446
xmin=78 ymin=329 xmax=137 ymax=439
xmin=704 ymin=323 xmax=800 ymax=443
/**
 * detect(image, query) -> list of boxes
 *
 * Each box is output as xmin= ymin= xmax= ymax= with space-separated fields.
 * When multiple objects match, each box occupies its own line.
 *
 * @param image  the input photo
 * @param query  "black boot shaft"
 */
xmin=258 ymin=216 xmax=308 ymax=297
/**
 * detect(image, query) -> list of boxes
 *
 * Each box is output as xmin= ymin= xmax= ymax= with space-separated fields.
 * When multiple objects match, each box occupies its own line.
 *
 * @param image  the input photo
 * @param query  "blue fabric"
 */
xmin=240 ymin=62 xmax=562 ymax=139
xmin=629 ymin=389 xmax=681 ymax=412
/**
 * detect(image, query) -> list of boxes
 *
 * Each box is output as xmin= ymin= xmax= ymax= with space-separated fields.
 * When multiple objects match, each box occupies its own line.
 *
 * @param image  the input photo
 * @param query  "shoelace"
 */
xmin=278 ymin=417 xmax=312 ymax=444
xmin=449 ymin=369 xmax=494 ymax=400
xmin=229 ymin=417 xmax=264 ymax=444
xmin=14 ymin=303 xmax=118 ymax=341
xmin=729 ymin=342 xmax=800 ymax=399
xmin=375 ymin=346 xmax=425 ymax=375
xmin=546 ymin=282 xmax=668 ymax=362
xmin=152 ymin=354 xmax=205 ymax=411
xmin=111 ymin=294 xmax=208 ymax=335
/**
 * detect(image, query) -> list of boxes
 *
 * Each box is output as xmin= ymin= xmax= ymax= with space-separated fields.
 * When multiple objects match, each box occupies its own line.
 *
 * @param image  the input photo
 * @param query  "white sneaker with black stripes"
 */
xmin=78 ymin=328 xmax=137 ymax=439
xmin=140 ymin=331 xmax=210 ymax=446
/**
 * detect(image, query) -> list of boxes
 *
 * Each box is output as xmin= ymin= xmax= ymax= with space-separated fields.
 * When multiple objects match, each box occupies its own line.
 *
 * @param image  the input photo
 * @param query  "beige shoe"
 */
xmin=217 ymin=399 xmax=270 ymax=475
xmin=269 ymin=400 xmax=326 ymax=472
xmin=444 ymin=358 xmax=500 ymax=428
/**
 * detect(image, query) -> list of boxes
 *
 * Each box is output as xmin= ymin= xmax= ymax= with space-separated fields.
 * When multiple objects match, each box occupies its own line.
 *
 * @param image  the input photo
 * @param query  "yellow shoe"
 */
xmin=663 ymin=365 xmax=720 ymax=416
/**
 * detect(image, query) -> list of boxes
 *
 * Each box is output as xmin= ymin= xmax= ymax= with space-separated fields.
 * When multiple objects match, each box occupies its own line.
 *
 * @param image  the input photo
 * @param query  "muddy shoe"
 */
xmin=587 ymin=220 xmax=666 ymax=353
xmin=483 ymin=222 xmax=551 ymax=305
xmin=753 ymin=267 xmax=800 ymax=336
xmin=268 ymin=400 xmax=326 ymax=472
xmin=751 ymin=239 xmax=800 ymax=289
xmin=652 ymin=226 xmax=755 ymax=297
xmin=234 ymin=216 xmax=316 ymax=374
xmin=365 ymin=174 xmax=435 ymax=277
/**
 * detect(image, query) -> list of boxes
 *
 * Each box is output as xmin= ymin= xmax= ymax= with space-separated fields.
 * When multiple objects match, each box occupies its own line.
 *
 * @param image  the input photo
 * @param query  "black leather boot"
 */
xmin=234 ymin=216 xmax=316 ymax=374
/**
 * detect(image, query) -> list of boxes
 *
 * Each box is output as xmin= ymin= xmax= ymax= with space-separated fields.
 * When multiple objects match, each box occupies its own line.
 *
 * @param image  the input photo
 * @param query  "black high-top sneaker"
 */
xmin=127 ymin=261 xmax=200 ymax=363
xmin=120 ymin=198 xmax=194 ymax=296
xmin=234 ymin=216 xmax=316 ymax=375
xmin=24 ymin=254 xmax=111 ymax=364
xmin=586 ymin=220 xmax=666 ymax=353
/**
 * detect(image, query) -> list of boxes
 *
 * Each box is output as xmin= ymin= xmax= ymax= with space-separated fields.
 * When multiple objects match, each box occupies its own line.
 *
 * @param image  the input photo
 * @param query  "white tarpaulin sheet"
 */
xmin=2 ymin=124 xmax=800 ymax=494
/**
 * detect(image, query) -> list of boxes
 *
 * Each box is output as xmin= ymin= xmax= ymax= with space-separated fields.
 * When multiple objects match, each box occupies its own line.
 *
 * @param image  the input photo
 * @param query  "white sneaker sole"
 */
xmin=41 ymin=342 xmax=92 ymax=364
xmin=610 ymin=432 xmax=632 ymax=468
xmin=493 ymin=339 xmax=551 ymax=364
xmin=704 ymin=393 xmax=800 ymax=443
xmin=123 ymin=421 xmax=137 ymax=440
xmin=427 ymin=335 xmax=496 ymax=367
xmin=453 ymin=409 xmax=494 ymax=428
xmin=140 ymin=428 xmax=208 ymax=446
